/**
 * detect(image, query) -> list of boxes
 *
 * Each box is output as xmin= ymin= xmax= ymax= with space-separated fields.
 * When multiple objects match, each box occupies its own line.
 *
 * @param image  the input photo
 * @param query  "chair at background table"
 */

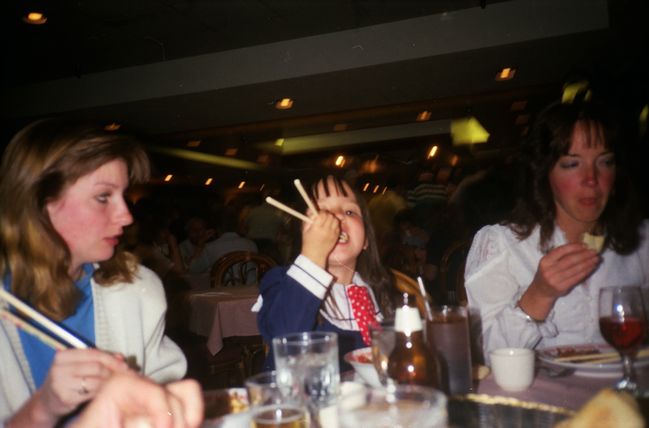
xmin=391 ymin=268 xmax=434 ymax=317
xmin=210 ymin=251 xmax=277 ymax=288
xmin=207 ymin=251 xmax=276 ymax=378
xmin=439 ymin=239 xmax=471 ymax=305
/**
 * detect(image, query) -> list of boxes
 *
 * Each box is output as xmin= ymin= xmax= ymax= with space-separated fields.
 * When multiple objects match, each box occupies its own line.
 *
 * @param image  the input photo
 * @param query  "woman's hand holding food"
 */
xmin=519 ymin=243 xmax=600 ymax=321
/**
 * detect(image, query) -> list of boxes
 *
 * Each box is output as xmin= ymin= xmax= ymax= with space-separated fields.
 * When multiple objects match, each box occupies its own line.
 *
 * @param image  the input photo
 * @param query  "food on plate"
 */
xmin=554 ymin=388 xmax=643 ymax=428
xmin=353 ymin=350 xmax=373 ymax=364
xmin=582 ymin=232 xmax=605 ymax=252
xmin=554 ymin=346 xmax=601 ymax=359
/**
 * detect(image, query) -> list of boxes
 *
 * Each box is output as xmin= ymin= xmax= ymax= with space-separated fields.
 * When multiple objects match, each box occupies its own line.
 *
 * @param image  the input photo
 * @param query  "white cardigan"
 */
xmin=0 ymin=264 xmax=187 ymax=423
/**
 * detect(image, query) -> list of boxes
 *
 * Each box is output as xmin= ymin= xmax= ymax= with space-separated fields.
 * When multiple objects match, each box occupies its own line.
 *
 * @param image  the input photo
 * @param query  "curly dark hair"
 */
xmin=506 ymin=101 xmax=642 ymax=254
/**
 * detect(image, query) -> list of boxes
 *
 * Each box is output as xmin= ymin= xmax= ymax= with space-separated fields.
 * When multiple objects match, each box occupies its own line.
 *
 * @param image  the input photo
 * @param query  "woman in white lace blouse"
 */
xmin=465 ymin=101 xmax=649 ymax=355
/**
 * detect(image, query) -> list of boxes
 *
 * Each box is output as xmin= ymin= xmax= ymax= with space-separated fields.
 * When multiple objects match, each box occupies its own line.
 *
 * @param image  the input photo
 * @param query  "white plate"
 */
xmin=537 ymin=344 xmax=649 ymax=378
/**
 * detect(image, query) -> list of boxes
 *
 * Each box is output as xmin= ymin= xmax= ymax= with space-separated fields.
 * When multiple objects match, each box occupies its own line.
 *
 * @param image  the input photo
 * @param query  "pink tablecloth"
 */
xmin=476 ymin=366 xmax=649 ymax=410
xmin=187 ymin=286 xmax=260 ymax=355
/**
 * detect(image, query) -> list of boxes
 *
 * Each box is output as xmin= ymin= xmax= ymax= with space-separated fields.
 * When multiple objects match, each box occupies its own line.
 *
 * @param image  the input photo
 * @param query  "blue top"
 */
xmin=257 ymin=264 xmax=372 ymax=371
xmin=5 ymin=264 xmax=96 ymax=388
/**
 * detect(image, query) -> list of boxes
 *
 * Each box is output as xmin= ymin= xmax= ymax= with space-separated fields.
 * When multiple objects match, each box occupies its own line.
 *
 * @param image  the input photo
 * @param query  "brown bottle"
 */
xmin=387 ymin=293 xmax=442 ymax=389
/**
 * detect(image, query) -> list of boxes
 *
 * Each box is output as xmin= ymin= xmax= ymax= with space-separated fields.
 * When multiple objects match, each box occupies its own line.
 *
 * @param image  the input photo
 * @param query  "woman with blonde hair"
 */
xmin=0 ymin=119 xmax=186 ymax=426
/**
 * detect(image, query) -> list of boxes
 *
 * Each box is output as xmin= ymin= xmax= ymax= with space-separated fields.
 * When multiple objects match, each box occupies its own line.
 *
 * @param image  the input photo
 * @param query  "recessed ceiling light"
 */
xmin=23 ymin=12 xmax=47 ymax=25
xmin=164 ymin=174 xmax=173 ymax=182
xmin=495 ymin=67 xmax=516 ymax=81
xmin=104 ymin=122 xmax=121 ymax=131
xmin=238 ymin=181 xmax=246 ymax=189
xmin=275 ymin=98 xmax=293 ymax=110
xmin=427 ymin=145 xmax=439 ymax=159
xmin=416 ymin=111 xmax=432 ymax=122
xmin=204 ymin=178 xmax=213 ymax=186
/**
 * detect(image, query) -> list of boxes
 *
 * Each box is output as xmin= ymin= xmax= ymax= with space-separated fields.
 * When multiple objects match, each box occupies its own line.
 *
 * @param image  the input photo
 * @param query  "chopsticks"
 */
xmin=0 ymin=288 xmax=88 ymax=349
xmin=553 ymin=348 xmax=649 ymax=364
xmin=294 ymin=179 xmax=318 ymax=215
xmin=265 ymin=178 xmax=319 ymax=224
xmin=0 ymin=308 xmax=67 ymax=350
xmin=265 ymin=197 xmax=312 ymax=224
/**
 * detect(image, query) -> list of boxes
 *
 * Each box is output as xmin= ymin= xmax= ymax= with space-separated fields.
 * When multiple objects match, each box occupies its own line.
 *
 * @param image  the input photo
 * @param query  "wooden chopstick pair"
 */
xmin=0 ymin=288 xmax=88 ymax=350
xmin=554 ymin=348 xmax=649 ymax=364
xmin=265 ymin=178 xmax=318 ymax=224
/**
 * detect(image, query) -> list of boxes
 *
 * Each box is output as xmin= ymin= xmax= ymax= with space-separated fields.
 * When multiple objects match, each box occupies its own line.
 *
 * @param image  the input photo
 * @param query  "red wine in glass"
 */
xmin=599 ymin=316 xmax=647 ymax=355
xmin=598 ymin=286 xmax=648 ymax=392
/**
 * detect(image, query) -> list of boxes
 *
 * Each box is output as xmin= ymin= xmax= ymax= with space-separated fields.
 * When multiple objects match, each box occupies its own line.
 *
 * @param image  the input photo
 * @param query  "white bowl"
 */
xmin=343 ymin=347 xmax=382 ymax=388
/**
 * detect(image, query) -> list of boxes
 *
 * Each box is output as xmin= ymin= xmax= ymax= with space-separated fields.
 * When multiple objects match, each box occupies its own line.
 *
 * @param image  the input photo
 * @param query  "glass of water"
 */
xmin=272 ymin=331 xmax=340 ymax=426
xmin=338 ymin=384 xmax=447 ymax=428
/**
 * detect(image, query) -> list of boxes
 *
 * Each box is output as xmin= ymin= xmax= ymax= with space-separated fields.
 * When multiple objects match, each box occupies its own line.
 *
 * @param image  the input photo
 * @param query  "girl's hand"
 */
xmin=71 ymin=372 xmax=203 ymax=428
xmin=38 ymin=348 xmax=130 ymax=418
xmin=519 ymin=243 xmax=600 ymax=320
xmin=300 ymin=211 xmax=340 ymax=268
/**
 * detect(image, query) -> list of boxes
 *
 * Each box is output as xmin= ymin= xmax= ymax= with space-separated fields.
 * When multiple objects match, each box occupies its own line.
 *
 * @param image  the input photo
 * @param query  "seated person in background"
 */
xmin=206 ymin=207 xmax=258 ymax=263
xmin=178 ymin=217 xmax=216 ymax=273
xmin=465 ymin=100 xmax=649 ymax=356
xmin=244 ymin=192 xmax=286 ymax=263
xmin=70 ymin=371 xmax=202 ymax=428
xmin=253 ymin=175 xmax=395 ymax=370
xmin=207 ymin=207 xmax=259 ymax=286
xmin=0 ymin=120 xmax=186 ymax=426
xmin=123 ymin=215 xmax=186 ymax=280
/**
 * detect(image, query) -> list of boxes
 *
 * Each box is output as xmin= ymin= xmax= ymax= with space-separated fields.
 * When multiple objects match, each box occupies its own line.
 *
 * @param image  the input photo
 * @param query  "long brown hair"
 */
xmin=310 ymin=175 xmax=395 ymax=317
xmin=0 ymin=119 xmax=150 ymax=320
xmin=507 ymin=101 xmax=641 ymax=253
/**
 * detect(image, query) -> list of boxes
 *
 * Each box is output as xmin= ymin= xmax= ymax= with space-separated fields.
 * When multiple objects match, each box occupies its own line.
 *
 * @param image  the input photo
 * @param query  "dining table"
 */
xmin=200 ymin=362 xmax=649 ymax=427
xmin=187 ymin=285 xmax=260 ymax=355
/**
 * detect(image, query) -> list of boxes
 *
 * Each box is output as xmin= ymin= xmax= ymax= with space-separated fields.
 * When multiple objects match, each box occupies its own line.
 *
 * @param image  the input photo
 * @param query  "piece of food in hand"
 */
xmin=582 ymin=232 xmax=604 ymax=252
xmin=554 ymin=388 xmax=643 ymax=428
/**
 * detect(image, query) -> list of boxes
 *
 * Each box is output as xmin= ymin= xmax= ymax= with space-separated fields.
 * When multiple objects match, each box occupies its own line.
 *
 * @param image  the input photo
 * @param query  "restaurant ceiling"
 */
xmin=1 ymin=0 xmax=647 ymax=183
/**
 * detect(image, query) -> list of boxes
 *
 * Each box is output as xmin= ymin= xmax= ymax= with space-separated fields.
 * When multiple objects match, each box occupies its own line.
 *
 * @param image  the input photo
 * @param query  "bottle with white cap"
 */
xmin=387 ymin=292 xmax=442 ymax=389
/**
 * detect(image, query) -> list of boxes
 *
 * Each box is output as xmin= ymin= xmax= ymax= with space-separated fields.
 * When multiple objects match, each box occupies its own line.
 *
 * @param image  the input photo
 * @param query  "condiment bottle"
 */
xmin=387 ymin=292 xmax=442 ymax=389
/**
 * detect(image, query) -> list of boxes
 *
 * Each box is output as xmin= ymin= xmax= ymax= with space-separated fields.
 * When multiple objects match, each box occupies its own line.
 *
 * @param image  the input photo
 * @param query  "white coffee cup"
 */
xmin=489 ymin=348 xmax=535 ymax=392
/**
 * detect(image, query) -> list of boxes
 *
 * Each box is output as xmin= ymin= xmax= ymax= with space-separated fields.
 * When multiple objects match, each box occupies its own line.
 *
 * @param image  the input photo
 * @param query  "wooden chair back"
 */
xmin=390 ymin=268 xmax=433 ymax=318
xmin=439 ymin=239 xmax=471 ymax=305
xmin=210 ymin=251 xmax=277 ymax=288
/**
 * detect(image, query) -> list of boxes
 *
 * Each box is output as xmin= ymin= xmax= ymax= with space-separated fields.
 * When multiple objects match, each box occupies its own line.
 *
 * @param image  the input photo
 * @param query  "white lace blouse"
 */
xmin=465 ymin=221 xmax=649 ymax=355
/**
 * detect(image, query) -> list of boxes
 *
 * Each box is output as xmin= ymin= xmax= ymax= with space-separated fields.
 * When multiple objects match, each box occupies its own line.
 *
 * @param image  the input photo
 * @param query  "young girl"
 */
xmin=254 ymin=175 xmax=395 ymax=369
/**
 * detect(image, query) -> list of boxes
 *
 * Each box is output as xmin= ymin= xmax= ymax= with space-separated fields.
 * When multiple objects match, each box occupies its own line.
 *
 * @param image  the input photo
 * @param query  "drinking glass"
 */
xmin=246 ymin=371 xmax=288 ymax=407
xmin=251 ymin=403 xmax=309 ymax=428
xmin=337 ymin=384 xmax=447 ymax=428
xmin=272 ymin=332 xmax=339 ymax=426
xmin=369 ymin=320 xmax=396 ymax=385
xmin=598 ymin=286 xmax=648 ymax=392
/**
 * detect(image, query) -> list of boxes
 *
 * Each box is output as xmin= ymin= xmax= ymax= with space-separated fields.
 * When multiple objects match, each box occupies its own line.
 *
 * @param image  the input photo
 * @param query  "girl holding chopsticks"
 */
xmin=253 ymin=175 xmax=396 ymax=369
xmin=0 ymin=120 xmax=186 ymax=426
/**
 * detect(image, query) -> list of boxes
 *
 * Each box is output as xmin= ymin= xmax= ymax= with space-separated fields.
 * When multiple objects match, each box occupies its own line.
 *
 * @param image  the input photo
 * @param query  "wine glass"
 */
xmin=598 ymin=286 xmax=648 ymax=392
